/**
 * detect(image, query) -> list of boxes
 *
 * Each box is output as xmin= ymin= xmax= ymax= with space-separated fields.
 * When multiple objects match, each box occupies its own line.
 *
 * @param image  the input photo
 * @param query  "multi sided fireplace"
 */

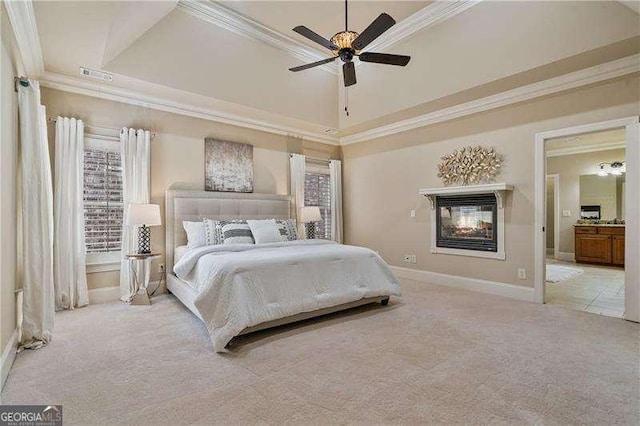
xmin=419 ymin=184 xmax=513 ymax=260
xmin=436 ymin=195 xmax=497 ymax=252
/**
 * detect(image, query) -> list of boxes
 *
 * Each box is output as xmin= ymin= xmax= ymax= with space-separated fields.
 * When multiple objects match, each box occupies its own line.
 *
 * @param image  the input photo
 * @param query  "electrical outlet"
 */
xmin=158 ymin=264 xmax=165 ymax=274
xmin=517 ymin=268 xmax=527 ymax=280
xmin=404 ymin=255 xmax=412 ymax=263
xmin=410 ymin=210 xmax=416 ymax=218
xmin=410 ymin=255 xmax=417 ymax=263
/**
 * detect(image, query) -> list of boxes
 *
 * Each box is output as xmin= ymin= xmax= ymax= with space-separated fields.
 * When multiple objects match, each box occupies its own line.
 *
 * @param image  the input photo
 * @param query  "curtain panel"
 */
xmin=18 ymin=81 xmax=55 ymax=348
xmin=329 ymin=160 xmax=344 ymax=243
xmin=53 ymin=117 xmax=89 ymax=310
xmin=289 ymin=154 xmax=306 ymax=238
xmin=119 ymin=128 xmax=151 ymax=302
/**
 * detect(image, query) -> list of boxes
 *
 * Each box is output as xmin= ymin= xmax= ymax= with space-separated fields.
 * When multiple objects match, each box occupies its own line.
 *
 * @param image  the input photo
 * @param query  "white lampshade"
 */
xmin=300 ymin=206 xmax=322 ymax=223
xmin=126 ymin=203 xmax=161 ymax=226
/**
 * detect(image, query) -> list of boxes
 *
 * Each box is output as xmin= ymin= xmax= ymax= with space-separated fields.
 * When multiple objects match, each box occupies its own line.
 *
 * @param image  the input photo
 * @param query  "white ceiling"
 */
xmin=546 ymin=129 xmax=626 ymax=152
xmin=30 ymin=0 xmax=640 ymax=141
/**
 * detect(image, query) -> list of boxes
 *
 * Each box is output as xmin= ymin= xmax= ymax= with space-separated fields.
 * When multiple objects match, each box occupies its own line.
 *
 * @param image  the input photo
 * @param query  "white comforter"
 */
xmin=173 ymin=240 xmax=401 ymax=351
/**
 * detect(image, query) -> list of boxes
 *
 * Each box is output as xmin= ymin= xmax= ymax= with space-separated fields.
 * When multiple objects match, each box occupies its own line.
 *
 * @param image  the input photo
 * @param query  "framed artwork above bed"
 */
xmin=204 ymin=138 xmax=254 ymax=193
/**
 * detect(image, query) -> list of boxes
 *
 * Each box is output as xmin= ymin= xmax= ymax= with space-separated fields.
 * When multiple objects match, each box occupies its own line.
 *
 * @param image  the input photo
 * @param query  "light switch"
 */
xmin=410 ymin=210 xmax=416 ymax=218
xmin=562 ymin=210 xmax=571 ymax=217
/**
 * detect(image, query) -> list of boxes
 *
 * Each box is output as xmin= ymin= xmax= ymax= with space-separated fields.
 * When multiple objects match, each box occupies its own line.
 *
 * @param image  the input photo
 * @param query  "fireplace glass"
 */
xmin=436 ymin=195 xmax=498 ymax=252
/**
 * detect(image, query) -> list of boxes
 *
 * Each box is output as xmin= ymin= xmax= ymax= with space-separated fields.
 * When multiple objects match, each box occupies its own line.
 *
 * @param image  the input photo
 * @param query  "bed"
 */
xmin=165 ymin=188 xmax=401 ymax=351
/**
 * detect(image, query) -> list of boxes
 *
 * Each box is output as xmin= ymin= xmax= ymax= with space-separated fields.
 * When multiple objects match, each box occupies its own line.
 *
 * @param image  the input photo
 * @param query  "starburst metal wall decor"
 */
xmin=437 ymin=146 xmax=503 ymax=186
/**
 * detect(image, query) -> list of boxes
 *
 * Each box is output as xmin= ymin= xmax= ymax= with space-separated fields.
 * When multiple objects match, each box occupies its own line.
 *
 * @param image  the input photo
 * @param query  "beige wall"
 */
xmin=546 ymin=177 xmax=555 ymax=250
xmin=342 ymin=75 xmax=639 ymax=288
xmin=41 ymin=88 xmax=341 ymax=290
xmin=548 ymin=148 xmax=626 ymax=254
xmin=1 ymin=7 xmax=20 ymax=353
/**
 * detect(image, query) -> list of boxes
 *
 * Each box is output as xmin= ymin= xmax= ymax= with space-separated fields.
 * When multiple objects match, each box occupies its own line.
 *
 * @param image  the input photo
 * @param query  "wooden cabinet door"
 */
xmin=612 ymin=235 xmax=625 ymax=266
xmin=576 ymin=234 xmax=612 ymax=264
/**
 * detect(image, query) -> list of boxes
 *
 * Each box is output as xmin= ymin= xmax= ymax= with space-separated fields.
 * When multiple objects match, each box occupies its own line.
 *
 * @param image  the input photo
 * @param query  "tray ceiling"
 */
xmin=27 ymin=0 xmax=640 ymax=144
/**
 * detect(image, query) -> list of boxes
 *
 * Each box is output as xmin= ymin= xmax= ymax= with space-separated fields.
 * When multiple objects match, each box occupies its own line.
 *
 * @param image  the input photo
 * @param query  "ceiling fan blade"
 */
xmin=343 ymin=62 xmax=356 ymax=87
xmin=289 ymin=57 xmax=337 ymax=72
xmin=293 ymin=26 xmax=339 ymax=51
xmin=359 ymin=52 xmax=410 ymax=66
xmin=352 ymin=13 xmax=396 ymax=51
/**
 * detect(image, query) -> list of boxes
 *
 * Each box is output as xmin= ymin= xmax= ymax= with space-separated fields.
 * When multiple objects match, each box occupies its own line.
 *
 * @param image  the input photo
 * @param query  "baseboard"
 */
xmin=556 ymin=252 xmax=576 ymax=262
xmin=1 ymin=329 xmax=19 ymax=390
xmin=390 ymin=266 xmax=534 ymax=302
xmin=88 ymin=281 xmax=164 ymax=305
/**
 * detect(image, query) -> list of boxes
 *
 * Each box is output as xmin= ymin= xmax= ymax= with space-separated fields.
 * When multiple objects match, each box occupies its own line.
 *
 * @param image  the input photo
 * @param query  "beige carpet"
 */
xmin=2 ymin=279 xmax=638 ymax=425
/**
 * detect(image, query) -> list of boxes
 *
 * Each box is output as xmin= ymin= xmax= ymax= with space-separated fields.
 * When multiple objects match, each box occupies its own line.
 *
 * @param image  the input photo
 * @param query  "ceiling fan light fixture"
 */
xmin=331 ymin=31 xmax=359 ymax=53
xmin=597 ymin=164 xmax=608 ymax=176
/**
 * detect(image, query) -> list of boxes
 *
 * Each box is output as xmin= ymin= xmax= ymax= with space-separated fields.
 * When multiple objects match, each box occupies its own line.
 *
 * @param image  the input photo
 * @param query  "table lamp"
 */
xmin=300 ymin=206 xmax=322 ymax=239
xmin=126 ymin=203 xmax=161 ymax=254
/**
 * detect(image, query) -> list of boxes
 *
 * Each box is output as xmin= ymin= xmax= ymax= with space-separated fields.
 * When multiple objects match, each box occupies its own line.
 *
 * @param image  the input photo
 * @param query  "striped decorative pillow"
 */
xmin=220 ymin=221 xmax=254 ymax=244
xmin=203 ymin=218 xmax=224 ymax=246
xmin=276 ymin=219 xmax=298 ymax=241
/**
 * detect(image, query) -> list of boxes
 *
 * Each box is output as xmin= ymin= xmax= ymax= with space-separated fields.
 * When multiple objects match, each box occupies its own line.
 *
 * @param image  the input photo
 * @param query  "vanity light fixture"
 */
xmin=597 ymin=161 xmax=625 ymax=177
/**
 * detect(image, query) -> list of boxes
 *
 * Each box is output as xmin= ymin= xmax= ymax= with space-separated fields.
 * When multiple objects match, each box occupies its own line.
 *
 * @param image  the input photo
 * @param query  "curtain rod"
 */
xmin=47 ymin=117 xmax=156 ymax=139
xmin=290 ymin=154 xmax=334 ymax=164
xmin=14 ymin=76 xmax=29 ymax=92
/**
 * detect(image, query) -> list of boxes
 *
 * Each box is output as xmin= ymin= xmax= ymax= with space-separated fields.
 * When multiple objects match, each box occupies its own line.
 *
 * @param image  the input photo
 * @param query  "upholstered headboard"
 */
xmin=165 ymin=189 xmax=292 ymax=274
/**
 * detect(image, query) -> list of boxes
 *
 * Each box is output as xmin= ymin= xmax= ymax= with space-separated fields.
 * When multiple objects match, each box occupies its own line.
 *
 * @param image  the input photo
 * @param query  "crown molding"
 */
xmin=4 ymin=0 xmax=44 ymax=78
xmin=177 ymin=0 xmax=338 ymax=75
xmin=39 ymin=72 xmax=340 ymax=145
xmin=365 ymin=0 xmax=482 ymax=54
xmin=340 ymin=54 xmax=640 ymax=145
xmin=546 ymin=141 xmax=626 ymax=157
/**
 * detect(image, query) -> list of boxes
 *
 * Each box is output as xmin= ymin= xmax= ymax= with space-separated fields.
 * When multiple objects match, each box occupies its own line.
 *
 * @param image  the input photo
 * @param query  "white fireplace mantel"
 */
xmin=419 ymin=183 xmax=514 ymax=209
xmin=419 ymin=183 xmax=513 ymax=260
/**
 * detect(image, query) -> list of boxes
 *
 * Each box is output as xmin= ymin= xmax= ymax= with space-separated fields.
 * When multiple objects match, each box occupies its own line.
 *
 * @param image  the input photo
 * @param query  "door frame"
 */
xmin=534 ymin=116 xmax=640 ymax=323
xmin=545 ymin=174 xmax=560 ymax=260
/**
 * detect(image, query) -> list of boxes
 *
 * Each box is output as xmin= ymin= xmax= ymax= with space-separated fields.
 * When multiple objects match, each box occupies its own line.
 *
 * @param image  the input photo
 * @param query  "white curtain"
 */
xmin=53 ymin=117 xmax=88 ymax=310
xmin=18 ymin=81 xmax=55 ymax=348
xmin=329 ymin=160 xmax=343 ymax=243
xmin=119 ymin=128 xmax=151 ymax=301
xmin=290 ymin=154 xmax=306 ymax=237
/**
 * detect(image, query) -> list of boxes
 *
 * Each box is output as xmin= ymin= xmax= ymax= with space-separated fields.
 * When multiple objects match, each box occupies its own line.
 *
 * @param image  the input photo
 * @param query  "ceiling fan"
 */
xmin=288 ymin=0 xmax=411 ymax=87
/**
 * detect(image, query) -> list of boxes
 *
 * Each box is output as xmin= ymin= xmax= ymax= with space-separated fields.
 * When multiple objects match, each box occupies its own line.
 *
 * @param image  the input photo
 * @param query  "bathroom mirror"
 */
xmin=579 ymin=174 xmax=625 ymax=220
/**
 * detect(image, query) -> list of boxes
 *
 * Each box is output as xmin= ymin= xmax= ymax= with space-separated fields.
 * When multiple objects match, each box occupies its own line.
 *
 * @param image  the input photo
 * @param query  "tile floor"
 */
xmin=545 ymin=258 xmax=624 ymax=318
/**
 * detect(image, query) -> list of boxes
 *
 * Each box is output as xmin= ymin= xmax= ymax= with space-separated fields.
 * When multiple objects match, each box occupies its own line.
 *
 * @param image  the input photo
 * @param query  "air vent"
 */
xmin=323 ymin=128 xmax=338 ymax=135
xmin=79 ymin=67 xmax=113 ymax=83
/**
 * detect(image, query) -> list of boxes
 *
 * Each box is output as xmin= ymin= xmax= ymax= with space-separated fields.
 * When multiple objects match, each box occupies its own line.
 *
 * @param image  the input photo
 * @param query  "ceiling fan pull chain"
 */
xmin=344 ymin=87 xmax=350 ymax=117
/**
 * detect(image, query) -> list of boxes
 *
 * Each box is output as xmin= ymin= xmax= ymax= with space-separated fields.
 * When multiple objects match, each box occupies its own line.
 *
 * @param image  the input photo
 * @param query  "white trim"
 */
xmin=546 ymin=141 xmax=626 ymax=157
xmin=1 ymin=329 xmax=19 ymax=390
xmin=177 ymin=0 xmax=337 ymax=74
xmin=4 ymin=0 xmax=44 ymax=78
xmin=87 ymin=281 xmax=162 ymax=305
xmin=39 ymin=72 xmax=340 ymax=145
xmin=86 ymin=261 xmax=121 ymax=274
xmin=534 ymin=116 xmax=640 ymax=309
xmin=390 ymin=266 xmax=534 ymax=302
xmin=341 ymin=55 xmax=640 ymax=145
xmin=556 ymin=252 xmax=576 ymax=262
xmin=624 ymin=122 xmax=640 ymax=322
xmin=364 ymin=0 xmax=481 ymax=56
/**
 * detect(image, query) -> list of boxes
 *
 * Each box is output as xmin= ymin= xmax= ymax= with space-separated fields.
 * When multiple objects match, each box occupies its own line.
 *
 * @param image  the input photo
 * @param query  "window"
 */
xmin=304 ymin=163 xmax=332 ymax=239
xmin=83 ymin=137 xmax=123 ymax=264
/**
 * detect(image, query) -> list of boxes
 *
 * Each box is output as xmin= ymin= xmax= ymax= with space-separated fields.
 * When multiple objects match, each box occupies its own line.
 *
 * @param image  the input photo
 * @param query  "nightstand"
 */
xmin=126 ymin=253 xmax=161 ymax=305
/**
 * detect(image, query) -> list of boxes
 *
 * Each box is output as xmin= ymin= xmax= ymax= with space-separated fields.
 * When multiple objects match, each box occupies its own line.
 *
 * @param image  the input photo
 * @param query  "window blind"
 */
xmin=83 ymin=148 xmax=123 ymax=253
xmin=304 ymin=171 xmax=332 ymax=239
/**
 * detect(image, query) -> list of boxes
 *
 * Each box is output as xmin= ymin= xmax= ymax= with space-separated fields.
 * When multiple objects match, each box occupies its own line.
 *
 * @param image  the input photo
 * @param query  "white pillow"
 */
xmin=247 ymin=219 xmax=283 ymax=244
xmin=183 ymin=221 xmax=206 ymax=248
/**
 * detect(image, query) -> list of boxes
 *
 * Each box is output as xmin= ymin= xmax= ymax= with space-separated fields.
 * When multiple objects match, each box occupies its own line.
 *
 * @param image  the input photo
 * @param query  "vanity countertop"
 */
xmin=574 ymin=224 xmax=625 ymax=227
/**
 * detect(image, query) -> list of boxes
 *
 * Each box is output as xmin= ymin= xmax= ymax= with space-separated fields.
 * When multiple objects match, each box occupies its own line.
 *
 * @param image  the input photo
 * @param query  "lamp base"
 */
xmin=137 ymin=225 xmax=151 ymax=254
xmin=305 ymin=222 xmax=316 ymax=239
